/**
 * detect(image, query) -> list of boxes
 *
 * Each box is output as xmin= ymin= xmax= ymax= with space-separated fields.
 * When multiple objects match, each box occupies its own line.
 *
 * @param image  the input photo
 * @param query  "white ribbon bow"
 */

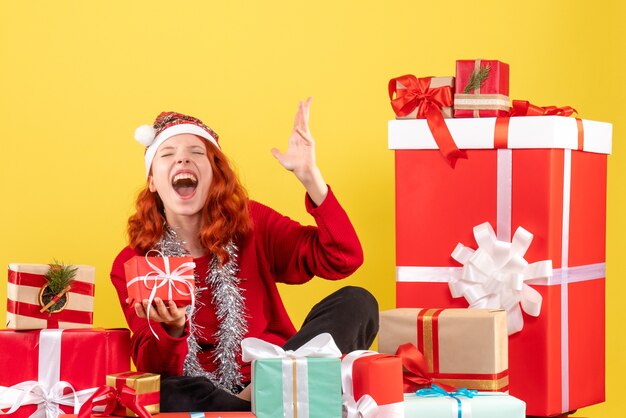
xmin=126 ymin=250 xmax=196 ymax=339
xmin=241 ymin=333 xmax=341 ymax=361
xmin=0 ymin=382 xmax=97 ymax=418
xmin=341 ymin=351 xmax=379 ymax=418
xmin=450 ymin=222 xmax=551 ymax=335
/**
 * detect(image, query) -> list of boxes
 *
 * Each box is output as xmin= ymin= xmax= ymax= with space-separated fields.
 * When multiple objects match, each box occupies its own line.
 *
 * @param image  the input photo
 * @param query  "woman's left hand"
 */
xmin=271 ymin=97 xmax=328 ymax=205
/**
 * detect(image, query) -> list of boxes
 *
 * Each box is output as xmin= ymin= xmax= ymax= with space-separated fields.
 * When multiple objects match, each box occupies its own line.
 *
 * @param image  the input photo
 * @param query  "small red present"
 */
xmin=454 ymin=59 xmax=510 ymax=117
xmin=124 ymin=255 xmax=195 ymax=307
xmin=6 ymin=263 xmax=95 ymax=329
xmin=341 ymin=351 xmax=404 ymax=417
xmin=0 ymin=329 xmax=131 ymax=418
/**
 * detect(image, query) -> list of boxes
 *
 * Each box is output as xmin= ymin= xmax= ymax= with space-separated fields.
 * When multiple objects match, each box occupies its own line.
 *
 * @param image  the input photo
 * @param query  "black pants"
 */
xmin=161 ymin=286 xmax=379 ymax=412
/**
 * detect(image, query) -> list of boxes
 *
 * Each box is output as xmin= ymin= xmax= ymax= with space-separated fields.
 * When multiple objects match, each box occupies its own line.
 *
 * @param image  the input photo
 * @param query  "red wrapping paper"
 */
xmin=352 ymin=354 xmax=403 ymax=407
xmin=454 ymin=59 xmax=510 ymax=117
xmin=393 ymin=147 xmax=606 ymax=415
xmin=0 ymin=329 xmax=131 ymax=418
xmin=124 ymin=255 xmax=195 ymax=307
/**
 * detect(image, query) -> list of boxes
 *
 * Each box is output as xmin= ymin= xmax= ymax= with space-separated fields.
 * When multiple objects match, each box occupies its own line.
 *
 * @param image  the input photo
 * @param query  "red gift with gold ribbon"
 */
xmin=6 ymin=263 xmax=96 ymax=329
xmin=389 ymin=75 xmax=466 ymax=167
xmin=378 ymin=308 xmax=509 ymax=392
xmin=454 ymin=59 xmax=510 ymax=118
xmin=388 ymin=113 xmax=611 ymax=415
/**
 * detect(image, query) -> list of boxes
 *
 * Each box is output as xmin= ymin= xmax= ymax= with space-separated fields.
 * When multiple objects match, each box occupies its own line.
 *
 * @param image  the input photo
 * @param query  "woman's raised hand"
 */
xmin=271 ymin=97 xmax=328 ymax=205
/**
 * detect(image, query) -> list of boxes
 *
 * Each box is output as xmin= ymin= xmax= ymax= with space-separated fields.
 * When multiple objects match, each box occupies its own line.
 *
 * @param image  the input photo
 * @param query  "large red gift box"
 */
xmin=7 ymin=263 xmax=96 ymax=329
xmin=341 ymin=351 xmax=404 ymax=417
xmin=62 ymin=414 xmax=256 ymax=418
xmin=454 ymin=59 xmax=510 ymax=118
xmin=388 ymin=116 xmax=611 ymax=416
xmin=0 ymin=329 xmax=131 ymax=418
xmin=124 ymin=255 xmax=195 ymax=307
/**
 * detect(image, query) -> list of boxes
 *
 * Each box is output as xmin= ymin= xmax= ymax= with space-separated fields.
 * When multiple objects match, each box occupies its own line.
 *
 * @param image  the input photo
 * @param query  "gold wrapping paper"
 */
xmin=378 ymin=308 xmax=509 ymax=391
xmin=106 ymin=372 xmax=160 ymax=416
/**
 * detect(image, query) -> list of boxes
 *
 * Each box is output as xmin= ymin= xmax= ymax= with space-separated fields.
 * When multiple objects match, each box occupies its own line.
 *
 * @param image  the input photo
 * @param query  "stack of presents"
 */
xmin=0 ymin=59 xmax=611 ymax=418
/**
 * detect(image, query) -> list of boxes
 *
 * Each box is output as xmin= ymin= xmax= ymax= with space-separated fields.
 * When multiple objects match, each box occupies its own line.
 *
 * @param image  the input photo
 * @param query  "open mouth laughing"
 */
xmin=171 ymin=171 xmax=198 ymax=198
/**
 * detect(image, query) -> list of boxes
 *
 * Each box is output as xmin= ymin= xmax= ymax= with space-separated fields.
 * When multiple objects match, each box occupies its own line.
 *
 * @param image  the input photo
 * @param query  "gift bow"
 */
xmin=510 ymin=100 xmax=577 ymax=117
xmin=416 ymin=384 xmax=478 ymax=418
xmin=450 ymin=222 xmax=550 ymax=335
xmin=126 ymin=250 xmax=196 ymax=340
xmin=0 ymin=381 xmax=97 ymax=418
xmin=395 ymin=343 xmax=456 ymax=393
xmin=241 ymin=332 xmax=341 ymax=361
xmin=340 ymin=350 xmax=380 ymax=418
xmin=77 ymin=385 xmax=151 ymax=418
xmin=388 ymin=75 xmax=466 ymax=167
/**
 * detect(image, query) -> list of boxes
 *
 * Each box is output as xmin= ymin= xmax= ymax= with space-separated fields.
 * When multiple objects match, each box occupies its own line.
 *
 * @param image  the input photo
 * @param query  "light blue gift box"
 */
xmin=251 ymin=357 xmax=342 ymax=418
xmin=404 ymin=386 xmax=526 ymax=418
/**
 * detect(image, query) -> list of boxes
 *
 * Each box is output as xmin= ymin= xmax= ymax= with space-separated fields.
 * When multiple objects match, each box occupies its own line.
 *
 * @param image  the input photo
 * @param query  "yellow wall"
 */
xmin=0 ymin=1 xmax=622 ymax=415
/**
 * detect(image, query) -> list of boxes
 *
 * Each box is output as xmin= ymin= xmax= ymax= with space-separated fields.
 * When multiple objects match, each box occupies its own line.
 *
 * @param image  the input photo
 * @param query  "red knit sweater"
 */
xmin=110 ymin=187 xmax=363 ymax=382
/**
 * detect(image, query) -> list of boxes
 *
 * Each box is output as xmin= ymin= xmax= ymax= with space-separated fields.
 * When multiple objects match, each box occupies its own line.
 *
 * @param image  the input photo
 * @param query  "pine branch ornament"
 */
xmin=39 ymin=260 xmax=77 ymax=313
xmin=463 ymin=64 xmax=491 ymax=94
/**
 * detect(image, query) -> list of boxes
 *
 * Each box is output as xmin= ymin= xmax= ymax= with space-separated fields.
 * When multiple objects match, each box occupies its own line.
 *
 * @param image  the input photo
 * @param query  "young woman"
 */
xmin=110 ymin=99 xmax=378 ymax=411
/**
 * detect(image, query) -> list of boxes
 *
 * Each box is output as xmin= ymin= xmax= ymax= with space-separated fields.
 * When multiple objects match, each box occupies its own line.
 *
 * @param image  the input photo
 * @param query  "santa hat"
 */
xmin=135 ymin=111 xmax=220 ymax=178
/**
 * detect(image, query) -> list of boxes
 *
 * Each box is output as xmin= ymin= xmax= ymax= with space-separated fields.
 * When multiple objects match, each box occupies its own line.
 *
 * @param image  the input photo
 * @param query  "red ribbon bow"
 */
xmin=395 ymin=342 xmax=456 ymax=393
xmin=510 ymin=100 xmax=577 ymax=117
xmin=389 ymin=75 xmax=467 ymax=167
xmin=495 ymin=100 xmax=584 ymax=150
xmin=78 ymin=385 xmax=152 ymax=418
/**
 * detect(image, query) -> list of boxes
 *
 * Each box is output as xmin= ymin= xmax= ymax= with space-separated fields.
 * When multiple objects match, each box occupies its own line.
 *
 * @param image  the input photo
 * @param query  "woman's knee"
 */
xmin=337 ymin=286 xmax=379 ymax=318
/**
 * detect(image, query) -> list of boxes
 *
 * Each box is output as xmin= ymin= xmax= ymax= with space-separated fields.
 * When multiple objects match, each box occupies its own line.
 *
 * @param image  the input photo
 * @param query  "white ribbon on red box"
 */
xmin=395 ymin=148 xmax=606 ymax=412
xmin=341 ymin=350 xmax=404 ymax=418
xmin=0 ymin=330 xmax=98 ymax=418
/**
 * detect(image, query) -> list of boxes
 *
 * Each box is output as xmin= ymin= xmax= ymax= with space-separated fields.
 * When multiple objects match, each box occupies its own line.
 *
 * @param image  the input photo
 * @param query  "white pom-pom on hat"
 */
xmin=134 ymin=124 xmax=156 ymax=147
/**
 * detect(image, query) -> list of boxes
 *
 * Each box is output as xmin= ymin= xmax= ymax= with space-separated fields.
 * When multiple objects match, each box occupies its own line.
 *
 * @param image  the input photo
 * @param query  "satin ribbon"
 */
xmin=126 ymin=250 xmax=196 ymax=340
xmin=77 ymin=385 xmax=152 ymax=418
xmin=341 ymin=351 xmax=379 ymax=418
xmin=7 ymin=270 xmax=95 ymax=296
xmin=6 ymin=300 xmax=94 ymax=328
xmin=450 ymin=222 xmax=551 ymax=335
xmin=242 ymin=333 xmax=341 ymax=418
xmin=416 ymin=384 xmax=477 ymax=418
xmin=509 ymin=100 xmax=577 ymax=117
xmin=389 ymin=75 xmax=466 ymax=166
xmin=395 ymin=343 xmax=456 ymax=393
xmin=495 ymin=100 xmax=584 ymax=151
xmin=0 ymin=330 xmax=98 ymax=418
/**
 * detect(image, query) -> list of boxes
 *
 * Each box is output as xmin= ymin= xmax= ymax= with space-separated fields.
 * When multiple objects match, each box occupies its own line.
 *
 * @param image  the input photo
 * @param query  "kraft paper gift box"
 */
xmin=6 ymin=263 xmax=95 ymax=329
xmin=378 ymin=308 xmax=508 ymax=392
xmin=241 ymin=333 xmax=342 ymax=418
xmin=453 ymin=59 xmax=510 ymax=117
xmin=0 ymin=329 xmax=131 ymax=418
xmin=124 ymin=255 xmax=195 ymax=307
xmin=341 ymin=351 xmax=404 ymax=417
xmin=403 ymin=387 xmax=526 ymax=418
xmin=390 ymin=76 xmax=455 ymax=119
xmin=388 ymin=115 xmax=611 ymax=416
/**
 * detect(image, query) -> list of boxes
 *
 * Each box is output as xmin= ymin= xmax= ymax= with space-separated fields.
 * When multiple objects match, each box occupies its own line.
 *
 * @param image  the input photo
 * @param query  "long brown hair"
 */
xmin=127 ymin=141 xmax=253 ymax=263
